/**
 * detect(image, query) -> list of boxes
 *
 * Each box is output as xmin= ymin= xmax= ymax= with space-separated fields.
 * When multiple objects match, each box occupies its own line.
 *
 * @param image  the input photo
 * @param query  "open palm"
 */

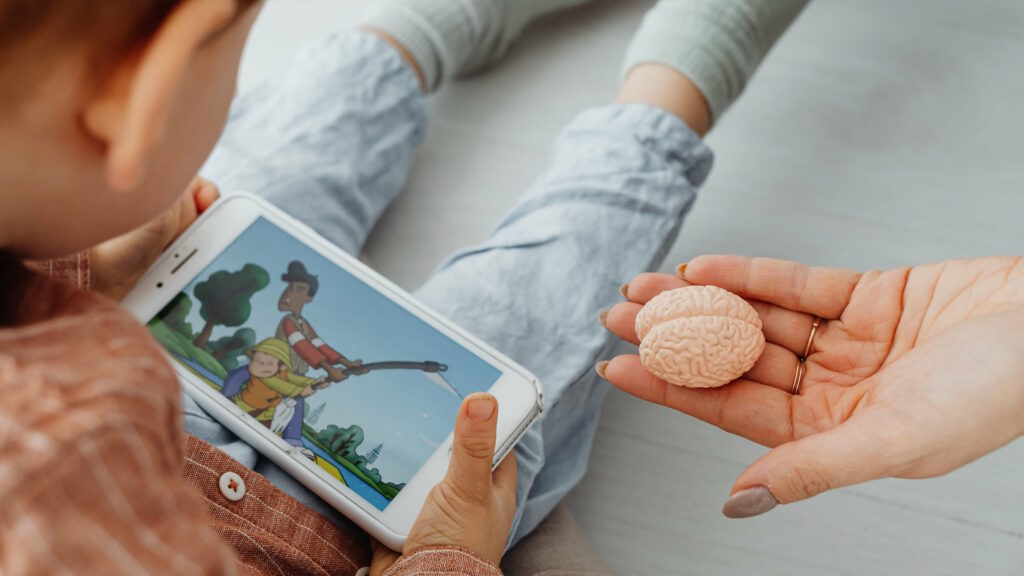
xmin=604 ymin=255 xmax=1024 ymax=507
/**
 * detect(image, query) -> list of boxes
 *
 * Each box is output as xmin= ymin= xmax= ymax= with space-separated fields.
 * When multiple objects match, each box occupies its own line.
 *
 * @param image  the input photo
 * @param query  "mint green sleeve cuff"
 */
xmin=622 ymin=0 xmax=810 ymax=125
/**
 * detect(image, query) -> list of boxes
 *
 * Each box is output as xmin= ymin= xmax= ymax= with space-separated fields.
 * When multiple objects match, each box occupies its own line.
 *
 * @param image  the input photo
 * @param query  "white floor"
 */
xmin=239 ymin=1 xmax=1024 ymax=574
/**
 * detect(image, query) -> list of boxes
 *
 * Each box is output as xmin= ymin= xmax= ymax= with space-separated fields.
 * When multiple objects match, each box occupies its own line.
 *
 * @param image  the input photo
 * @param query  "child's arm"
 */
xmin=262 ymin=373 xmax=317 ymax=397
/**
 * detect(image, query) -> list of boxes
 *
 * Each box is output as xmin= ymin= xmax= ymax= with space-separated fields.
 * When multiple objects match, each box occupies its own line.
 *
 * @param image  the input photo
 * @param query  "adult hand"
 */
xmin=601 ymin=255 xmax=1024 ymax=517
xmin=370 ymin=393 xmax=518 ymax=574
xmin=91 ymin=176 xmax=219 ymax=299
xmin=344 ymin=358 xmax=369 ymax=375
xmin=322 ymin=363 xmax=349 ymax=383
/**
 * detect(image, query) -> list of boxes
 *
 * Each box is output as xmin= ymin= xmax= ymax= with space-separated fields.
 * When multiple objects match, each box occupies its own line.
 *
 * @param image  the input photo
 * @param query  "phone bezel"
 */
xmin=122 ymin=193 xmax=544 ymax=550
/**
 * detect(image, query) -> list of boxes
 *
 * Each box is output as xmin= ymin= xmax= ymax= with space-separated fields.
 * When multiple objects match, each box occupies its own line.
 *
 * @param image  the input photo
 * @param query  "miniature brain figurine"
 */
xmin=636 ymin=285 xmax=765 ymax=388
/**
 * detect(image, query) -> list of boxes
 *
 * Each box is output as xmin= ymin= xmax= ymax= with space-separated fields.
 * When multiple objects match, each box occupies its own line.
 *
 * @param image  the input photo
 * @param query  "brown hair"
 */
xmin=0 ymin=1 xmax=181 ymax=104
xmin=0 ymin=1 xmax=254 ymax=105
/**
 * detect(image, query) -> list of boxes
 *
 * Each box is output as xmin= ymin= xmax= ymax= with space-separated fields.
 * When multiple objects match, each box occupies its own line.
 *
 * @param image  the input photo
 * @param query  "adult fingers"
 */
xmin=685 ymin=256 xmax=860 ymax=320
xmin=601 ymin=317 xmax=819 ymax=393
xmin=603 ymin=301 xmax=643 ymax=345
xmin=603 ymin=271 xmax=694 ymax=344
xmin=622 ymin=272 xmax=688 ymax=303
xmin=606 ymin=292 xmax=826 ymax=358
xmin=446 ymin=393 xmax=499 ymax=503
xmin=600 ymin=355 xmax=794 ymax=447
xmin=742 ymin=343 xmax=801 ymax=392
xmin=723 ymin=411 xmax=893 ymax=517
xmin=748 ymin=300 xmax=822 ymax=357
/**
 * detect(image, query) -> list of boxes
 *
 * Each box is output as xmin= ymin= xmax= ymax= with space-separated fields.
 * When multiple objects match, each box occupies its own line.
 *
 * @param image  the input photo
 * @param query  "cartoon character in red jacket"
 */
xmin=264 ymin=261 xmax=365 ymax=451
xmin=275 ymin=260 xmax=364 ymax=383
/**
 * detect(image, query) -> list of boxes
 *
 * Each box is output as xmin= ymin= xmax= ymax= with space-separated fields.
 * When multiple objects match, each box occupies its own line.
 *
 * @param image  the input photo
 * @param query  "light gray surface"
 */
xmin=239 ymin=1 xmax=1024 ymax=574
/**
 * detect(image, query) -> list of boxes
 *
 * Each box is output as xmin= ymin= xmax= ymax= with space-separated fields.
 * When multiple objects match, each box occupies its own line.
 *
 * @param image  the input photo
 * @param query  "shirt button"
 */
xmin=355 ymin=568 xmax=369 ymax=576
xmin=219 ymin=472 xmax=246 ymax=502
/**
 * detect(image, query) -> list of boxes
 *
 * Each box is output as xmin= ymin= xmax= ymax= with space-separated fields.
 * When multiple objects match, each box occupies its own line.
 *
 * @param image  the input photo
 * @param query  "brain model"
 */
xmin=636 ymin=286 xmax=765 ymax=388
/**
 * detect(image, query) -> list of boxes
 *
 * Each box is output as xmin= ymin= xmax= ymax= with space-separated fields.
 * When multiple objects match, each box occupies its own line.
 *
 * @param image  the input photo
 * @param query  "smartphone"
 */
xmin=122 ymin=193 xmax=543 ymax=550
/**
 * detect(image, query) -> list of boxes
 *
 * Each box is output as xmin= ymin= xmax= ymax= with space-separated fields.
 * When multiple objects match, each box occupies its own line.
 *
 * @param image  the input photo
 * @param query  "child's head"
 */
xmin=249 ymin=350 xmax=285 ymax=379
xmin=247 ymin=338 xmax=292 ymax=378
xmin=0 ymin=0 xmax=263 ymax=258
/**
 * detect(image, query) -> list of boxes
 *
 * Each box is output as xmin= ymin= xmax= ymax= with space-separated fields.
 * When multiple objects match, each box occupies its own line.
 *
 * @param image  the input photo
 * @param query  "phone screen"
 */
xmin=148 ymin=217 xmax=501 ymax=510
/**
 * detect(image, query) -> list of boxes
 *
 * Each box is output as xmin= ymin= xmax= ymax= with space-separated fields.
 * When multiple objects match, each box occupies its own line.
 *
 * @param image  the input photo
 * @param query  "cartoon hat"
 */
xmin=281 ymin=260 xmax=318 ymax=296
xmin=246 ymin=338 xmax=293 ymax=372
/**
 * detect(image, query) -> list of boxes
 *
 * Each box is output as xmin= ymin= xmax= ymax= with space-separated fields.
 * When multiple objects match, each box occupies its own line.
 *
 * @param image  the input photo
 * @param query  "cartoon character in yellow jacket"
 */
xmin=228 ymin=338 xmax=326 ymax=430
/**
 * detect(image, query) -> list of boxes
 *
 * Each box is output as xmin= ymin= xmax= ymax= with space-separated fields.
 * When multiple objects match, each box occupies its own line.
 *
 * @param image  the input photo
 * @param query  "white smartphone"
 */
xmin=122 ymin=193 xmax=543 ymax=550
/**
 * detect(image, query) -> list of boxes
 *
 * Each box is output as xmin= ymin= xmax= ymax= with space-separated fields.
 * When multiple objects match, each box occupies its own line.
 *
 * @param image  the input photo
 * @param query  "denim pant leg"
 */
xmin=192 ymin=31 xmax=427 ymax=530
xmin=413 ymin=103 xmax=714 ymax=547
xmin=202 ymin=32 xmax=426 ymax=256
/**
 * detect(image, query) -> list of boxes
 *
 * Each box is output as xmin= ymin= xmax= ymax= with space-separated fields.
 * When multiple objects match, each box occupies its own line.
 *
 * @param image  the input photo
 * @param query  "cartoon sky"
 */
xmin=176 ymin=217 xmax=501 ymax=485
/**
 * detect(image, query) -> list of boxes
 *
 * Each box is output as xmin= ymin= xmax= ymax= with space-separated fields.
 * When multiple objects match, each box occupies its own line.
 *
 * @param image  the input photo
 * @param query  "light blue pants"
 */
xmin=195 ymin=32 xmax=713 ymax=548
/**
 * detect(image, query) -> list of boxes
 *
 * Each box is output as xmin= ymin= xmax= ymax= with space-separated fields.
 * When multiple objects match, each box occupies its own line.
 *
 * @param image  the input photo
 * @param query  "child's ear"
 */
xmin=82 ymin=0 xmax=237 ymax=192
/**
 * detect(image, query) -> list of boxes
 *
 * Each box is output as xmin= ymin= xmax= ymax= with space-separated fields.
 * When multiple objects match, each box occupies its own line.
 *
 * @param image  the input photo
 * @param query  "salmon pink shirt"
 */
xmin=0 ymin=253 xmax=501 ymax=576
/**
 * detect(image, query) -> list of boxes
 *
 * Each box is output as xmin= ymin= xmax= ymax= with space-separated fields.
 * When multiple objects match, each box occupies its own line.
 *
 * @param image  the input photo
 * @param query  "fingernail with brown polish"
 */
xmin=676 ymin=263 xmax=688 ymax=279
xmin=620 ymin=283 xmax=630 ymax=299
xmin=722 ymin=486 xmax=777 ymax=518
xmin=595 ymin=361 xmax=610 ymax=379
xmin=598 ymin=309 xmax=609 ymax=328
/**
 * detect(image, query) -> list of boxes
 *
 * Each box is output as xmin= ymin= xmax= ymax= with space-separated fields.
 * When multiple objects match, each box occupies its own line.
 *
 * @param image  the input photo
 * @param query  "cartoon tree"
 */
xmin=306 ymin=403 xmax=327 ymax=427
xmin=365 ymin=443 xmax=383 ymax=465
xmin=192 ymin=264 xmax=269 ymax=349
xmin=356 ymin=463 xmax=383 ymax=486
xmin=208 ymin=328 xmax=257 ymax=371
xmin=161 ymin=293 xmax=195 ymax=337
xmin=317 ymin=424 xmax=365 ymax=462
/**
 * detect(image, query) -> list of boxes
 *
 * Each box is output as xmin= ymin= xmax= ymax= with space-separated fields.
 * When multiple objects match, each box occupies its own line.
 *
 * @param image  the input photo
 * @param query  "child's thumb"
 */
xmin=445 ymin=393 xmax=499 ymax=503
xmin=723 ymin=414 xmax=893 ymax=517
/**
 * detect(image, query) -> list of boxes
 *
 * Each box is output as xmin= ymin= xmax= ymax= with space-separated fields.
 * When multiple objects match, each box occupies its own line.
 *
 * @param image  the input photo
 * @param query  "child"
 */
xmin=222 ymin=338 xmax=323 ymax=431
xmin=0 ymin=0 xmax=806 ymax=574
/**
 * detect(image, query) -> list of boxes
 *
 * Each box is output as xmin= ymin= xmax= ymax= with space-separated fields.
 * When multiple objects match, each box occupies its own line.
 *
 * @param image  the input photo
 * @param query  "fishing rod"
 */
xmin=312 ymin=361 xmax=460 ymax=398
xmin=340 ymin=360 xmax=448 ymax=376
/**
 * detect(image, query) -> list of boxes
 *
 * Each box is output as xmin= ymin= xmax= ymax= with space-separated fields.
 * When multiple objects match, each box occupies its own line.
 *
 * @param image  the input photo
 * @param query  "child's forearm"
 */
xmin=623 ymin=0 xmax=811 ymax=125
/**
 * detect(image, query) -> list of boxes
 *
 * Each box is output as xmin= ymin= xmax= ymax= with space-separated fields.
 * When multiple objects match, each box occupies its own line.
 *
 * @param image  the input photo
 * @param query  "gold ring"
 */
xmin=801 ymin=317 xmax=822 ymax=361
xmin=791 ymin=361 xmax=805 ymax=395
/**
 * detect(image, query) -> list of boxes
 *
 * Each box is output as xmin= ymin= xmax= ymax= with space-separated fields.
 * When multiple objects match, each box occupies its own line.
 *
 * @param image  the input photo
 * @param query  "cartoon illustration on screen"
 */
xmin=277 ymin=261 xmax=365 ymax=381
xmin=220 ymin=338 xmax=325 ymax=433
xmin=271 ymin=261 xmax=364 ymax=449
xmin=145 ymin=227 xmax=492 ymax=512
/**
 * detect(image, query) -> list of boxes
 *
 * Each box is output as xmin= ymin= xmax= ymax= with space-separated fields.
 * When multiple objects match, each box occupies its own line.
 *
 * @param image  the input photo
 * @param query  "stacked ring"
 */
xmin=791 ymin=317 xmax=822 ymax=395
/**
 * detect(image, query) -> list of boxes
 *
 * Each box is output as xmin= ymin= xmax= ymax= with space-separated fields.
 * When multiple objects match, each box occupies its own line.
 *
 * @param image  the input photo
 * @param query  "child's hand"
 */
xmin=370 ymin=393 xmax=518 ymax=574
xmin=91 ymin=177 xmax=219 ymax=299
